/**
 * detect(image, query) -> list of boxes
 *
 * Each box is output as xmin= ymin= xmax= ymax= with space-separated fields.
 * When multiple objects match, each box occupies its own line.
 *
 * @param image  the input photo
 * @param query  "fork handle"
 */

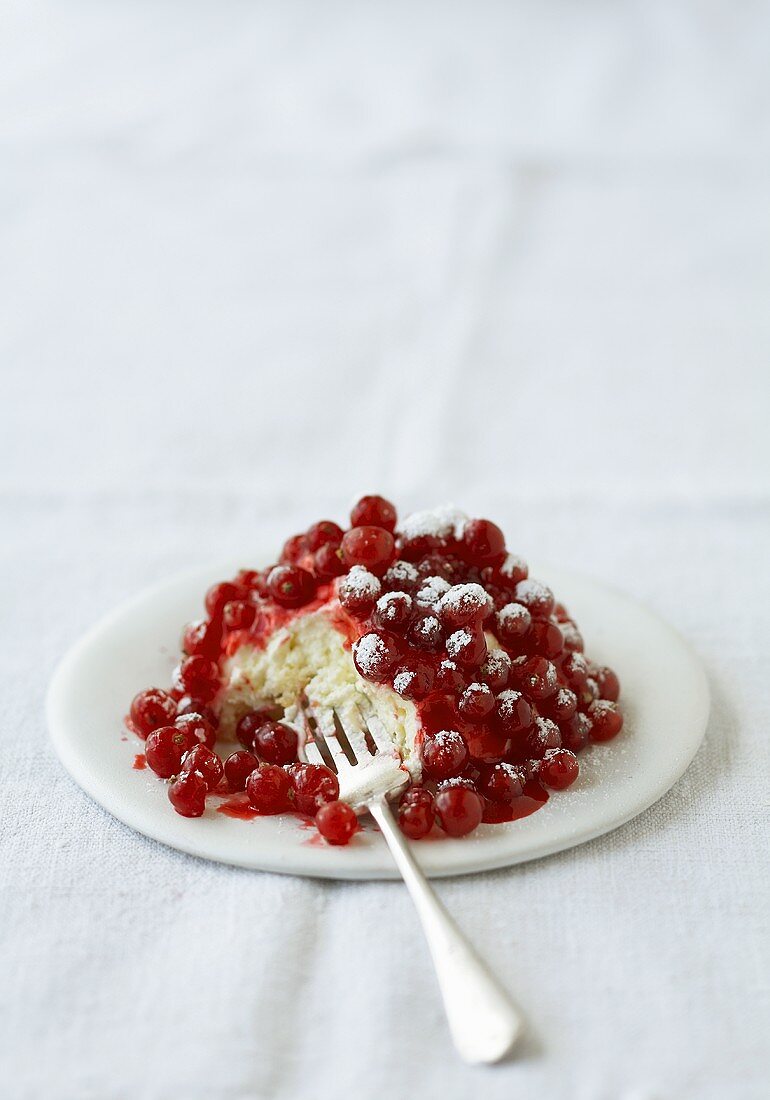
xmin=369 ymin=798 xmax=523 ymax=1064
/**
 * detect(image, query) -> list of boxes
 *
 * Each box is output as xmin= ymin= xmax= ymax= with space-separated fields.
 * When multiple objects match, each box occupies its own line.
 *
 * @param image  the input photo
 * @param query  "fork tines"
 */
xmin=298 ymin=698 xmax=371 ymax=773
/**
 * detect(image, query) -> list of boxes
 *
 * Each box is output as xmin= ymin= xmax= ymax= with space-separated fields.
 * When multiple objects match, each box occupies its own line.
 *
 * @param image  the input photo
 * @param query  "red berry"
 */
xmin=458 ymin=682 xmax=496 ymax=722
xmin=524 ymin=717 xmax=561 ymax=758
xmin=145 ymin=725 xmax=197 ymax=778
xmin=435 ymin=659 xmax=466 ymax=694
xmin=234 ymin=568 xmax=266 ymax=592
xmin=350 ymin=495 xmax=397 ymax=532
xmin=306 ymin=520 xmax=344 ymax=552
xmin=544 ymin=688 xmax=578 ymax=723
xmin=408 ymin=614 xmax=444 ymax=653
xmin=372 ymin=592 xmax=414 ymax=633
xmin=539 ymin=748 xmax=579 ymax=790
xmin=596 ymin=666 xmax=620 ymax=702
xmin=479 ymin=762 xmax=524 ymax=802
xmin=495 ymin=603 xmax=532 ymax=647
xmin=560 ymin=620 xmax=585 ymax=653
xmin=398 ymin=532 xmax=443 ymax=562
xmin=529 ymin=620 xmax=564 ymax=659
xmin=562 ymin=652 xmax=589 ymax=693
xmin=401 ymin=785 xmax=433 ymax=806
xmin=464 ymin=726 xmax=511 ymax=764
xmin=174 ymin=711 xmax=217 ymax=748
xmin=181 ymin=744 xmax=224 ymax=790
xmin=428 ymin=559 xmax=463 ymax=584
xmin=222 ymin=600 xmax=256 ymax=631
xmin=254 ymin=720 xmax=299 ymax=765
xmin=205 ymin=581 xmax=245 ymax=618
xmin=398 ymin=788 xmax=435 ymax=839
xmin=168 ymin=770 xmax=208 ymax=817
xmin=434 ymin=784 xmax=484 ymax=836
xmin=236 ymin=707 xmax=278 ymax=751
xmin=512 ymin=656 xmax=559 ymax=701
xmin=316 ymin=801 xmax=358 ymax=845
xmin=224 ymin=750 xmax=259 ymax=792
xmin=560 ymin=711 xmax=593 ymax=752
xmin=280 ymin=533 xmax=308 ymax=564
xmin=582 ymin=677 xmax=601 ymax=707
xmin=175 ymin=697 xmax=219 ymax=730
xmin=421 ymin=730 xmax=469 ymax=780
xmin=313 ymin=543 xmax=345 ymax=580
xmin=267 ymin=564 xmax=316 ymax=608
xmin=337 ymin=566 xmax=381 ymax=615
xmin=519 ymin=758 xmax=542 ymax=783
xmin=446 ymin=626 xmax=487 ymax=668
xmin=479 ymin=651 xmax=511 ymax=691
xmin=393 ymin=661 xmax=435 ymax=701
xmin=514 ymin=579 xmax=555 ymax=619
xmin=352 ymin=631 xmax=400 ymax=683
xmin=437 ymin=583 xmax=493 ymax=629
xmin=495 ymin=689 xmax=533 ymax=734
xmin=182 ymin=618 xmax=223 ymax=659
xmin=417 ymin=574 xmax=451 ymax=604
xmin=461 ymin=519 xmax=506 ymax=566
xmin=289 ymin=763 xmax=340 ymax=815
xmin=485 ymin=555 xmax=528 ymax=589
xmin=173 ymin=655 xmax=220 ymax=702
xmin=129 ymin=689 xmax=177 ymax=739
xmin=588 ymin=700 xmax=624 ymax=742
xmin=340 ymin=526 xmax=396 ymax=576
xmin=383 ymin=559 xmax=420 ymax=592
xmin=246 ymin=764 xmax=294 ymax=814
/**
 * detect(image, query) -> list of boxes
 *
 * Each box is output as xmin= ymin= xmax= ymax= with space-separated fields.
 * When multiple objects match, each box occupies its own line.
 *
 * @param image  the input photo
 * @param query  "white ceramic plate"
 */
xmin=47 ymin=561 xmax=709 ymax=880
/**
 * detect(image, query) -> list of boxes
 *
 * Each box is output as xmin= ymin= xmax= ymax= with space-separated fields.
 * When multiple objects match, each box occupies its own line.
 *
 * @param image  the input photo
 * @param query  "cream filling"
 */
xmin=218 ymin=608 xmax=422 ymax=777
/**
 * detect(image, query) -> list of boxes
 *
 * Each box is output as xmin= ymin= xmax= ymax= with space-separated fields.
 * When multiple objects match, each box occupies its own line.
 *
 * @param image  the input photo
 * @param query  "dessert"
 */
xmin=127 ymin=496 xmax=623 ymax=844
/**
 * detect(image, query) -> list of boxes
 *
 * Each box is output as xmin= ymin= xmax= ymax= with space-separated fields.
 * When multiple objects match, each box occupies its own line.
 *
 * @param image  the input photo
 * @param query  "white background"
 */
xmin=1 ymin=2 xmax=769 ymax=1098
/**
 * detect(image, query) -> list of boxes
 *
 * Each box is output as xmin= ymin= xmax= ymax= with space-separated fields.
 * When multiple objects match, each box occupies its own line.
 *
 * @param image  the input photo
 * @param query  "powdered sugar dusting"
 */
xmin=497 ymin=602 xmax=530 ymax=626
xmin=340 ymin=565 xmax=381 ymax=599
xmin=497 ymin=688 xmax=524 ymax=717
xmin=446 ymin=629 xmax=472 ymax=658
xmin=528 ymin=661 xmax=558 ymax=692
xmin=515 ymin=578 xmax=553 ymax=603
xmin=568 ymin=653 xmax=589 ymax=677
xmin=560 ymin=620 xmax=584 ymax=647
xmin=415 ymin=575 xmax=452 ymax=608
xmin=482 ymin=651 xmax=511 ymax=678
xmin=352 ymin=632 xmax=387 ymax=676
xmin=438 ymin=582 xmax=493 ymax=619
xmin=384 ymin=560 xmax=419 ymax=588
xmin=398 ymin=505 xmax=468 ymax=542
xmin=436 ymin=776 xmax=476 ymax=791
xmin=376 ymin=591 xmax=413 ymax=614
xmin=431 ymin=729 xmax=464 ymax=748
xmin=499 ymin=554 xmax=527 ymax=579
xmin=393 ymin=670 xmax=416 ymax=695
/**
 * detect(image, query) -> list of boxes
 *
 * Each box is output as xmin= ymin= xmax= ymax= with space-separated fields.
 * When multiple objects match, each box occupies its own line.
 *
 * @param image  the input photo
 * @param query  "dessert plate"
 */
xmin=47 ymin=561 xmax=709 ymax=880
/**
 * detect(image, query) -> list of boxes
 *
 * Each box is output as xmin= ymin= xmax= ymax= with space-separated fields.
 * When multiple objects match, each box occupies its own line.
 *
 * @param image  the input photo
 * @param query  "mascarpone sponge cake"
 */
xmin=219 ymin=609 xmax=422 ymax=777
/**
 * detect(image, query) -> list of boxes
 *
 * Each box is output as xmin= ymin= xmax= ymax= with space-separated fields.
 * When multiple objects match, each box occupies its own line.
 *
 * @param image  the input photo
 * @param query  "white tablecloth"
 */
xmin=1 ymin=2 xmax=769 ymax=1097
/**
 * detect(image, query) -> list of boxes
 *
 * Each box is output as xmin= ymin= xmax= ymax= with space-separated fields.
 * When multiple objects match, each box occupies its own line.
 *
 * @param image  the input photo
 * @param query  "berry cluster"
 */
xmin=130 ymin=692 xmax=351 ymax=835
xmin=127 ymin=495 xmax=622 ymax=845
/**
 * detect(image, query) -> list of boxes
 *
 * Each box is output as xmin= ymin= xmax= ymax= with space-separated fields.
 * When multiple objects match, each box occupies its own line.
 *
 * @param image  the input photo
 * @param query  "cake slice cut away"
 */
xmin=219 ymin=606 xmax=422 ymax=778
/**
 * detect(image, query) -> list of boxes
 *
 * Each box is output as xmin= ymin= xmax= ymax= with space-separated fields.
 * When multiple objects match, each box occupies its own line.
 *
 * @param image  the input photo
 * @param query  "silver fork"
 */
xmin=297 ymin=698 xmax=523 ymax=1064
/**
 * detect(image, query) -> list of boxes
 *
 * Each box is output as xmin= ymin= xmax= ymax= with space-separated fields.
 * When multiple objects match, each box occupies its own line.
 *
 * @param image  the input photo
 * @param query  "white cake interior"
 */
xmin=218 ymin=608 xmax=421 ymax=776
